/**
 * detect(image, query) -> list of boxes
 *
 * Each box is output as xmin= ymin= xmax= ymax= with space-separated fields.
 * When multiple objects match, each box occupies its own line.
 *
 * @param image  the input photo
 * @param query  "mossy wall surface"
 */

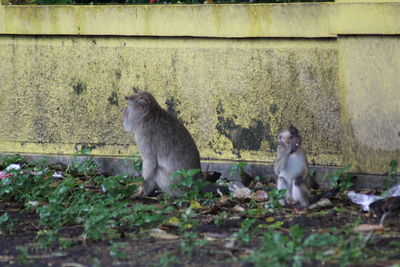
xmin=0 ymin=3 xmax=399 ymax=174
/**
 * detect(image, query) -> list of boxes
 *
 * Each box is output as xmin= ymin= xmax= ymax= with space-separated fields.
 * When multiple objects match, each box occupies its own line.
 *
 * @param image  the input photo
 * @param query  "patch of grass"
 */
xmin=323 ymin=165 xmax=355 ymax=193
xmin=250 ymin=224 xmax=367 ymax=267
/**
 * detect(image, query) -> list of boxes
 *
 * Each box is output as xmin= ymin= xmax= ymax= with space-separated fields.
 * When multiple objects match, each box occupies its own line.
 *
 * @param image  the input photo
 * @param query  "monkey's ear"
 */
xmin=137 ymin=98 xmax=149 ymax=113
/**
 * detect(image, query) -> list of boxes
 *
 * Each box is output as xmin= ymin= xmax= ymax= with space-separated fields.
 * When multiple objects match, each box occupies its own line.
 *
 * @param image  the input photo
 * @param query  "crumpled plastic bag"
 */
xmin=348 ymin=184 xmax=400 ymax=211
xmin=229 ymin=181 xmax=253 ymax=199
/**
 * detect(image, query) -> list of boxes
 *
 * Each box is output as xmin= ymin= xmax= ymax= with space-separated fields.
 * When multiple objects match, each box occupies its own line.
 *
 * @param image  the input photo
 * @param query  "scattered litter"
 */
xmin=348 ymin=184 xmax=400 ymax=212
xmin=347 ymin=191 xmax=382 ymax=211
xmin=224 ymin=238 xmax=236 ymax=249
xmin=202 ymin=232 xmax=231 ymax=239
xmin=149 ymin=228 xmax=179 ymax=240
xmin=253 ymin=190 xmax=268 ymax=202
xmin=309 ymin=198 xmax=333 ymax=210
xmin=52 ymin=171 xmax=64 ymax=179
xmin=26 ymin=200 xmax=39 ymax=208
xmin=386 ymin=184 xmax=400 ymax=197
xmin=229 ymin=181 xmax=253 ymax=200
xmin=231 ymin=205 xmax=245 ymax=213
xmin=5 ymin=164 xmax=21 ymax=171
xmin=0 ymin=171 xmax=12 ymax=180
xmin=369 ymin=196 xmax=400 ymax=216
xmin=30 ymin=171 xmax=43 ymax=176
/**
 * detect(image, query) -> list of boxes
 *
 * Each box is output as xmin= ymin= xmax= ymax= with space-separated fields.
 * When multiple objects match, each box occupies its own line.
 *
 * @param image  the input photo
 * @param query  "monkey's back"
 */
xmin=134 ymin=109 xmax=201 ymax=185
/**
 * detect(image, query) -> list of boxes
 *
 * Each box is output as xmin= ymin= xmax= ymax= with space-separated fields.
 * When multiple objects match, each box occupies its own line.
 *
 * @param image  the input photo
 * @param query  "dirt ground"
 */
xmin=1 ymin=193 xmax=399 ymax=267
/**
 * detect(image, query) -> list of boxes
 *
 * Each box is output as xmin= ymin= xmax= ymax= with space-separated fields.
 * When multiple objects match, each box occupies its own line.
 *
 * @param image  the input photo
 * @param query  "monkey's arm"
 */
xmin=274 ymin=144 xmax=290 ymax=175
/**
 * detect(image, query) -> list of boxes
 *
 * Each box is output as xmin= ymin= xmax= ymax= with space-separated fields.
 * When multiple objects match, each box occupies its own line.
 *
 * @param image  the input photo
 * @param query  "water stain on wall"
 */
xmin=73 ymin=82 xmax=86 ymax=95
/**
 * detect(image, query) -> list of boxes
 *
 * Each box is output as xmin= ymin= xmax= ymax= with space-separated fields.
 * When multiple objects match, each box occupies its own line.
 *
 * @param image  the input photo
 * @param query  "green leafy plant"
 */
xmin=16 ymin=245 xmax=33 ymax=265
xmin=125 ymin=154 xmax=143 ymax=175
xmin=214 ymin=211 xmax=228 ymax=226
xmin=323 ymin=165 xmax=355 ymax=193
xmin=0 ymin=154 xmax=23 ymax=169
xmin=383 ymin=160 xmax=398 ymax=192
xmin=170 ymin=168 xmax=211 ymax=202
xmin=158 ymin=252 xmax=179 ymax=267
xmin=229 ymin=162 xmax=248 ymax=178
xmin=110 ymin=242 xmax=128 ymax=260
xmin=66 ymin=147 xmax=98 ymax=176
xmin=265 ymin=188 xmax=286 ymax=210
xmin=250 ymin=224 xmax=366 ymax=267
xmin=0 ymin=212 xmax=16 ymax=233
xmin=234 ymin=218 xmax=257 ymax=245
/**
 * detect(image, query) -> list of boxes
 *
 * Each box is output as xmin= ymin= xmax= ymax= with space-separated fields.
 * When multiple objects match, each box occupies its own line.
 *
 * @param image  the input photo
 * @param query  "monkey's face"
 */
xmin=123 ymin=94 xmax=147 ymax=132
xmin=278 ymin=129 xmax=302 ymax=153
xmin=123 ymin=92 xmax=160 ymax=132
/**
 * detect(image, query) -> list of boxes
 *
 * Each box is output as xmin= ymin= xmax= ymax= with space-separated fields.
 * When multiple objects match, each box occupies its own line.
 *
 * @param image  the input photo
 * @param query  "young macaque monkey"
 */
xmin=123 ymin=91 xmax=202 ymax=196
xmin=274 ymin=126 xmax=310 ymax=208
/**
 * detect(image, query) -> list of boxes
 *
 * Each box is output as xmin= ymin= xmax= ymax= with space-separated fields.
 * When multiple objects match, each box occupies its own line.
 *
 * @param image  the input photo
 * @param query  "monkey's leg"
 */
xmin=277 ymin=176 xmax=289 ymax=206
xmin=143 ymin=179 xmax=157 ymax=196
xmin=292 ymin=181 xmax=310 ymax=208
xmin=142 ymin=159 xmax=158 ymax=196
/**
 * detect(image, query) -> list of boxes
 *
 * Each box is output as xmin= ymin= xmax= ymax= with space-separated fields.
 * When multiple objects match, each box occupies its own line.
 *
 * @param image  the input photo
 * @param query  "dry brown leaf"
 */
xmin=354 ymin=224 xmax=384 ymax=233
xmin=149 ymin=228 xmax=179 ymax=240
xmin=201 ymin=205 xmax=222 ymax=215
xmin=219 ymin=195 xmax=229 ymax=205
xmin=202 ymin=232 xmax=231 ymax=239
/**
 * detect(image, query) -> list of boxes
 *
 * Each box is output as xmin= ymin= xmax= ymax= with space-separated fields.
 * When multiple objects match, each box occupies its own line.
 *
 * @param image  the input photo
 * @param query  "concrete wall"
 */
xmin=0 ymin=2 xmax=399 ymax=175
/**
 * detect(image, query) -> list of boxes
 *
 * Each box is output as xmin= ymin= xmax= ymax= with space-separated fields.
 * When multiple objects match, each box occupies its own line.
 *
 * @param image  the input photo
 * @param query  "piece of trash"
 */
xmin=386 ymin=184 xmax=400 ymax=197
xmin=52 ymin=171 xmax=64 ymax=179
xmin=369 ymin=196 xmax=400 ymax=216
xmin=347 ymin=191 xmax=382 ymax=211
xmin=354 ymin=224 xmax=384 ymax=233
xmin=149 ymin=228 xmax=179 ymax=240
xmin=0 ymin=171 xmax=13 ymax=180
xmin=224 ymin=238 xmax=236 ymax=249
xmin=231 ymin=205 xmax=245 ymax=213
xmin=253 ymin=190 xmax=268 ymax=202
xmin=202 ymin=232 xmax=231 ymax=239
xmin=26 ymin=201 xmax=39 ymax=208
xmin=5 ymin=164 xmax=21 ymax=171
xmin=30 ymin=171 xmax=43 ymax=176
xmin=348 ymin=184 xmax=400 ymax=212
xmin=229 ymin=181 xmax=253 ymax=200
xmin=308 ymin=198 xmax=333 ymax=210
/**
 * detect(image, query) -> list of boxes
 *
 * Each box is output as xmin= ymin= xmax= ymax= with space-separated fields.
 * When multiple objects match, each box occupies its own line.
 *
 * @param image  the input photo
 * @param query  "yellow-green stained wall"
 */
xmin=0 ymin=2 xmax=399 ymax=175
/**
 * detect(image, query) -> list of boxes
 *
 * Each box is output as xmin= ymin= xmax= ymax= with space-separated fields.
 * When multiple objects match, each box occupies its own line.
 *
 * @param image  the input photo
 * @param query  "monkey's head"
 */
xmin=123 ymin=91 xmax=161 ymax=132
xmin=278 ymin=126 xmax=302 ymax=153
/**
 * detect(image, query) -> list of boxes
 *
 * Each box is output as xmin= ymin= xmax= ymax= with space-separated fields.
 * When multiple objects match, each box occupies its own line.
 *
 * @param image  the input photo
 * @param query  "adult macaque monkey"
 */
xmin=274 ymin=126 xmax=310 ymax=208
xmin=123 ymin=91 xmax=202 ymax=196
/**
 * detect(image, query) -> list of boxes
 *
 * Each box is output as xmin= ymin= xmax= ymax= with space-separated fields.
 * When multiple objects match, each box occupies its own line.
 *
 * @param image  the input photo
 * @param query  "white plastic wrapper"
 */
xmin=386 ymin=184 xmax=400 ymax=197
xmin=5 ymin=164 xmax=21 ymax=171
xmin=229 ymin=181 xmax=253 ymax=199
xmin=347 ymin=184 xmax=400 ymax=211
xmin=347 ymin=191 xmax=382 ymax=211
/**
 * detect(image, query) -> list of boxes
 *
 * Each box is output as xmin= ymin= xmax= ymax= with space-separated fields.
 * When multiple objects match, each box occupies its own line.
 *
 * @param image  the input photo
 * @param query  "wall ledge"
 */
xmin=1 ymin=2 xmax=398 ymax=38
